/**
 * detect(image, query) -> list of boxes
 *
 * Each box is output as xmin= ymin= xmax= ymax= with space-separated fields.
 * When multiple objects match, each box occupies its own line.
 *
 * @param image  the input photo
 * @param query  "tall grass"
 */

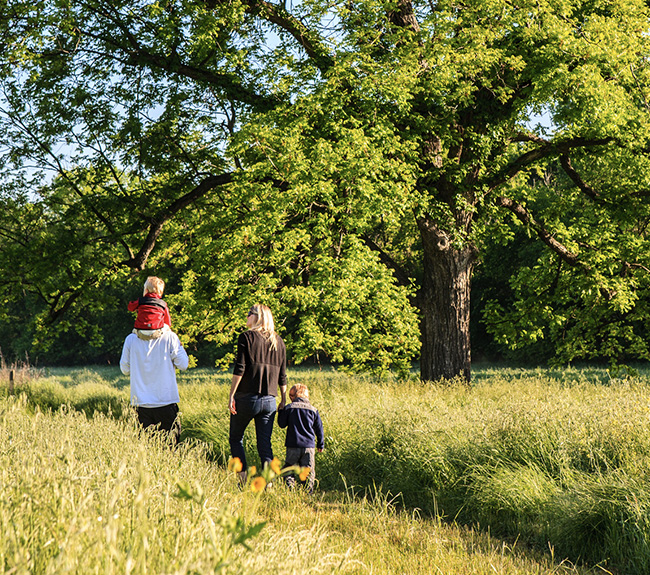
xmin=0 ymin=395 xmax=356 ymax=574
xmin=0 ymin=388 xmax=592 ymax=575
xmin=0 ymin=351 xmax=43 ymax=387
xmin=312 ymin=368 xmax=650 ymax=573
xmin=7 ymin=364 xmax=650 ymax=572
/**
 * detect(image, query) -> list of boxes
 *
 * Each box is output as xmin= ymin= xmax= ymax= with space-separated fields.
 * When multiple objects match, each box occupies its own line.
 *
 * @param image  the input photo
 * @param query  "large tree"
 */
xmin=2 ymin=0 xmax=650 ymax=379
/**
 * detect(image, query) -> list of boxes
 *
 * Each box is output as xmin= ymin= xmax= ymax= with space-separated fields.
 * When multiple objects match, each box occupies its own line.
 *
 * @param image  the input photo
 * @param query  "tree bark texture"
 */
xmin=418 ymin=217 xmax=476 ymax=383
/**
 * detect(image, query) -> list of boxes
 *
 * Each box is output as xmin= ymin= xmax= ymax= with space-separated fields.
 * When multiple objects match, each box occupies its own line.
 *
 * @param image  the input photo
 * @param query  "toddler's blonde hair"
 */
xmin=290 ymin=384 xmax=309 ymax=400
xmin=143 ymin=276 xmax=165 ymax=296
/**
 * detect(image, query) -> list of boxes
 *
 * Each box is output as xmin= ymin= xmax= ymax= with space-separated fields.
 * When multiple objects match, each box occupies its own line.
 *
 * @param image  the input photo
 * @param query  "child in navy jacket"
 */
xmin=277 ymin=384 xmax=324 ymax=494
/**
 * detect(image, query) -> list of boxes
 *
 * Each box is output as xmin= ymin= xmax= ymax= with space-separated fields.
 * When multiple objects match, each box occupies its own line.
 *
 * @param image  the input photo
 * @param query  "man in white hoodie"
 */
xmin=120 ymin=328 xmax=189 ymax=444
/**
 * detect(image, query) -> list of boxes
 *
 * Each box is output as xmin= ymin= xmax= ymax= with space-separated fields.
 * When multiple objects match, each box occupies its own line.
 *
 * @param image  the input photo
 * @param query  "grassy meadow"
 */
xmin=3 ymin=364 xmax=650 ymax=574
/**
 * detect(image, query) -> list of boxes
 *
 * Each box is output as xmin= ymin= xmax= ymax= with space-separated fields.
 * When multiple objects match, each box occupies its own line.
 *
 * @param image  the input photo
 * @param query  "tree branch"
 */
xmin=4 ymin=107 xmax=136 ymax=260
xmin=122 ymin=172 xmax=234 ymax=271
xmin=361 ymin=233 xmax=413 ymax=289
xmin=48 ymin=288 xmax=82 ymax=325
xmin=126 ymin=49 xmax=279 ymax=109
xmin=559 ymin=154 xmax=602 ymax=202
xmin=495 ymin=196 xmax=583 ymax=267
xmin=486 ymin=136 xmax=612 ymax=192
xmin=210 ymin=0 xmax=335 ymax=74
xmin=77 ymin=3 xmax=279 ymax=110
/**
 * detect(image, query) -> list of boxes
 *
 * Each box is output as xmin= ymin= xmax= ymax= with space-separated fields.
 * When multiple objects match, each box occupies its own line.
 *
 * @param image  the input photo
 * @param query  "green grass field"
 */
xmin=2 ymin=364 xmax=649 ymax=574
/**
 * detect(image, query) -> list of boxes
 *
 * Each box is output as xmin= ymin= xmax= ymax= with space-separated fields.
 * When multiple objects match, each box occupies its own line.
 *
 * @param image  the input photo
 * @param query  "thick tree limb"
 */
xmin=496 ymin=196 xmax=650 ymax=291
xmin=361 ymin=233 xmax=413 ymax=289
xmin=77 ymin=2 xmax=279 ymax=110
xmin=126 ymin=50 xmax=278 ymax=109
xmin=207 ymin=0 xmax=335 ymax=74
xmin=486 ymin=137 xmax=612 ymax=192
xmin=48 ymin=289 xmax=82 ymax=325
xmin=123 ymin=172 xmax=233 ymax=271
xmin=559 ymin=154 xmax=602 ymax=201
xmin=495 ymin=196 xmax=582 ymax=267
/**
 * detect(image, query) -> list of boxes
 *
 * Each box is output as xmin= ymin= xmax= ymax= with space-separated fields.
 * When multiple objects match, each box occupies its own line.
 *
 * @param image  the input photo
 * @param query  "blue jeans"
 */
xmin=229 ymin=394 xmax=277 ymax=469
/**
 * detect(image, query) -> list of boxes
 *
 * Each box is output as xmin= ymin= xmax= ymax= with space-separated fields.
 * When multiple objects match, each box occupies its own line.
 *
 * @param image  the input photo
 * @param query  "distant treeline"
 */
xmin=0 ymin=230 xmax=605 ymax=368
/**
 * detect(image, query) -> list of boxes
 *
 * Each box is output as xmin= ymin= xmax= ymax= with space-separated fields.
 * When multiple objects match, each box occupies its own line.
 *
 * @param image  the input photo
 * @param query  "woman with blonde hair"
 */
xmin=228 ymin=304 xmax=287 ymax=478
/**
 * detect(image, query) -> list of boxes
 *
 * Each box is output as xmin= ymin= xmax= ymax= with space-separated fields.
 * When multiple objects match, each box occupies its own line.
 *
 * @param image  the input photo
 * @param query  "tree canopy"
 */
xmin=2 ymin=0 xmax=650 ymax=379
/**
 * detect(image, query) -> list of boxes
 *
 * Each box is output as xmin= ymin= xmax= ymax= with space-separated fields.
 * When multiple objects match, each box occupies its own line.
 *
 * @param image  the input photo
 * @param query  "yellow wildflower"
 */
xmin=249 ymin=466 xmax=257 ymax=476
xmin=228 ymin=457 xmax=243 ymax=473
xmin=270 ymin=457 xmax=282 ymax=475
xmin=250 ymin=476 xmax=267 ymax=492
xmin=299 ymin=467 xmax=311 ymax=482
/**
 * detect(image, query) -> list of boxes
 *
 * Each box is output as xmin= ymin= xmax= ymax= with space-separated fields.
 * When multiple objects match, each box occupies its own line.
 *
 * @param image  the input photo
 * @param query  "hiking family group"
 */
xmin=119 ymin=276 xmax=325 ymax=492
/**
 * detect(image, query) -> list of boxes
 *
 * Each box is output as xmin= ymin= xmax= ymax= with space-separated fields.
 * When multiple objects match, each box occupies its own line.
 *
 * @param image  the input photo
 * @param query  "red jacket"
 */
xmin=128 ymin=293 xmax=171 ymax=330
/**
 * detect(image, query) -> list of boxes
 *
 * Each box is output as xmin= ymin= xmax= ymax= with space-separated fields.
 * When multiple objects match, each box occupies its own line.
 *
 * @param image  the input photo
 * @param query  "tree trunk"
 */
xmin=418 ymin=217 xmax=476 ymax=383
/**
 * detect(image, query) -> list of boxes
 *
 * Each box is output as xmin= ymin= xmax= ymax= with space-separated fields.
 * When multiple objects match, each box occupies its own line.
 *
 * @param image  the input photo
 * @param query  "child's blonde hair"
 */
xmin=143 ymin=276 xmax=165 ymax=296
xmin=290 ymin=384 xmax=309 ymax=400
xmin=248 ymin=304 xmax=278 ymax=351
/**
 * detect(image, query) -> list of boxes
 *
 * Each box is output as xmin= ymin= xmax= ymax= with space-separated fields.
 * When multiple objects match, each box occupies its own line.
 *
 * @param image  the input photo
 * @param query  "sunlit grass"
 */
xmin=0 ymin=351 xmax=44 ymax=389
xmin=5 ymin=364 xmax=650 ymax=573
xmin=0 ymin=396 xmax=356 ymax=575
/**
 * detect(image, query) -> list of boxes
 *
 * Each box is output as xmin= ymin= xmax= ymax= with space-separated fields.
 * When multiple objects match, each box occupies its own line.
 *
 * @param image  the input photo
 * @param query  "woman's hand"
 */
xmin=229 ymin=375 xmax=242 ymax=415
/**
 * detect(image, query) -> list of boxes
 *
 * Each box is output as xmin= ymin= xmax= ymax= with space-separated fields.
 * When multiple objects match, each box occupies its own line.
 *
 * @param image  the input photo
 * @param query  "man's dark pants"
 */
xmin=136 ymin=403 xmax=180 ymax=444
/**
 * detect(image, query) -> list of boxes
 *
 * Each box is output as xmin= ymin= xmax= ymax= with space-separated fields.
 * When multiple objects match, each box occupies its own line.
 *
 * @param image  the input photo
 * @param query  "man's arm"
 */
xmin=170 ymin=333 xmax=189 ymax=370
xmin=119 ymin=336 xmax=131 ymax=375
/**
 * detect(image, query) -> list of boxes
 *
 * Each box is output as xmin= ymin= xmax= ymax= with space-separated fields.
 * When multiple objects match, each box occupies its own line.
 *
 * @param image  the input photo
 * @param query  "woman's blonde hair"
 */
xmin=248 ymin=304 xmax=278 ymax=351
xmin=143 ymin=276 xmax=165 ymax=296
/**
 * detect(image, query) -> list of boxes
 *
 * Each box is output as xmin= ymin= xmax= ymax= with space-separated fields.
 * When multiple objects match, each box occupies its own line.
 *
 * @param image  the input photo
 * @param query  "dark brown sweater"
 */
xmin=233 ymin=330 xmax=287 ymax=397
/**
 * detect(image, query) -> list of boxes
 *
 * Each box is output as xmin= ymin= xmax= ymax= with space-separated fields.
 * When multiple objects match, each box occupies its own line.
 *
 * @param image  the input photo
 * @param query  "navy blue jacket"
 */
xmin=277 ymin=397 xmax=324 ymax=450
